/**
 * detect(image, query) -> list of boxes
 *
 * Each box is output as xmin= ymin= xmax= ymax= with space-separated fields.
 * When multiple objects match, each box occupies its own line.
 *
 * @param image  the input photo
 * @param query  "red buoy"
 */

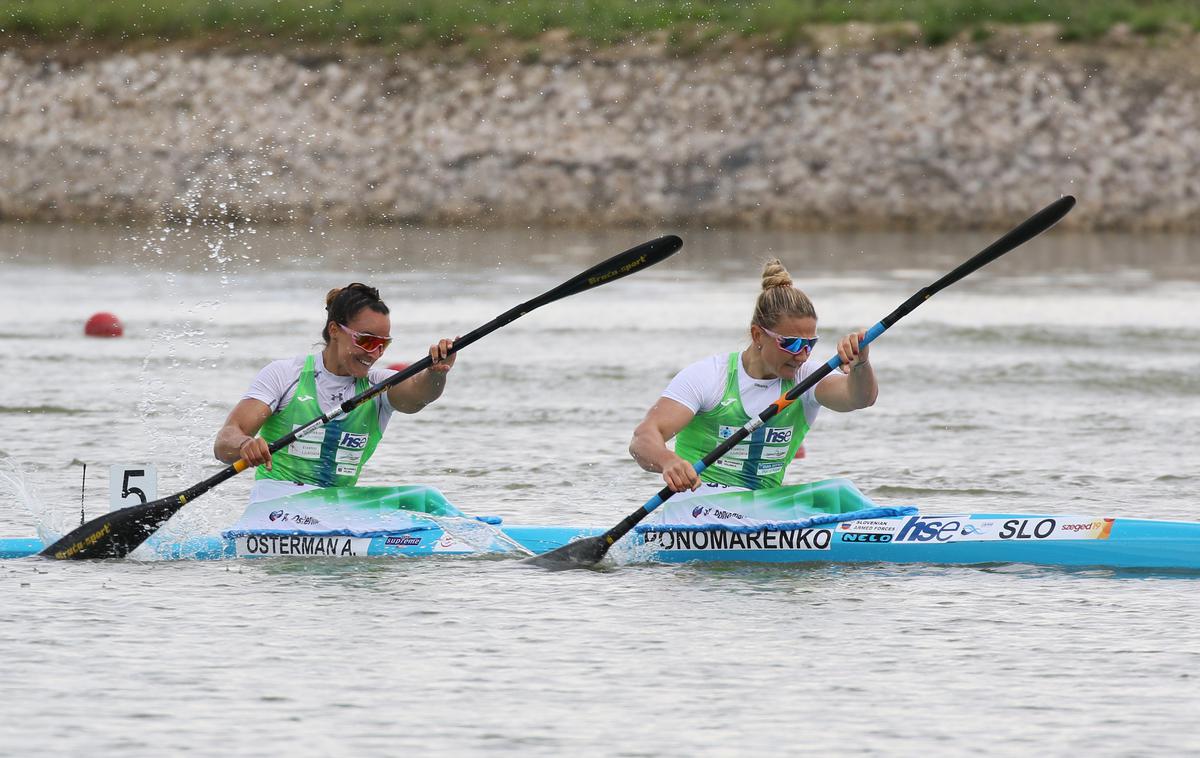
xmin=84 ymin=312 xmax=123 ymax=338
xmin=386 ymin=363 xmax=409 ymax=372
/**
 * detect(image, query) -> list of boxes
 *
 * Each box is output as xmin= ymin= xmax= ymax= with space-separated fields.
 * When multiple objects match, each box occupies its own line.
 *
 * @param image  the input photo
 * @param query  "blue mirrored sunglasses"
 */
xmin=759 ymin=325 xmax=818 ymax=354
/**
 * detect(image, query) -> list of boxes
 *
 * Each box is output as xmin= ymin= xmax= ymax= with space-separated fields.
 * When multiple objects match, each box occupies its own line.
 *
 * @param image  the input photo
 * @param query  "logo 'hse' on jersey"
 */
xmin=764 ymin=428 xmax=793 ymax=444
xmin=339 ymin=432 xmax=368 ymax=450
xmin=716 ymin=424 xmax=796 ymax=475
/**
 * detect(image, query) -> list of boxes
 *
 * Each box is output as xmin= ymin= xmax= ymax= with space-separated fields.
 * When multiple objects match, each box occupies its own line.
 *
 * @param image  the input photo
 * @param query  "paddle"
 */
xmin=527 ymin=196 xmax=1077 ymax=570
xmin=43 ymin=235 xmax=684 ymax=560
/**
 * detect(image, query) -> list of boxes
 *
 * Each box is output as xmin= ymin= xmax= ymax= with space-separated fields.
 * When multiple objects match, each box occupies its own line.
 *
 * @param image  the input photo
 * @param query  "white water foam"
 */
xmin=116 ymin=168 xmax=270 ymax=556
xmin=422 ymin=515 xmax=535 ymax=557
xmin=0 ymin=459 xmax=68 ymax=544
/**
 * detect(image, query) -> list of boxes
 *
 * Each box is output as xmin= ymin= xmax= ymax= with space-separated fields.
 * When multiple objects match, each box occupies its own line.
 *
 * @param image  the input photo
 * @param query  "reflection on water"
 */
xmin=3 ymin=221 xmax=1198 ymax=279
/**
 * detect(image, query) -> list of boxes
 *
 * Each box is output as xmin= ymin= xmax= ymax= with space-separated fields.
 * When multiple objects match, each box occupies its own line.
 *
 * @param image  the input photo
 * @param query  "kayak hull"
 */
xmin=642 ymin=514 xmax=1200 ymax=570
xmin=4 ymin=514 xmax=1200 ymax=570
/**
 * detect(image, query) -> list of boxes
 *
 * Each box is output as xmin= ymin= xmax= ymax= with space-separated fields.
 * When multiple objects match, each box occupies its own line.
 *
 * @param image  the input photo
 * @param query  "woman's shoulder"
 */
xmin=683 ymin=352 xmax=731 ymax=373
xmin=266 ymin=354 xmax=308 ymax=370
xmin=662 ymin=353 xmax=729 ymax=413
xmin=667 ymin=353 xmax=732 ymax=394
xmin=672 ymin=352 xmax=729 ymax=381
xmin=253 ymin=355 xmax=308 ymax=380
xmin=244 ymin=356 xmax=309 ymax=405
xmin=367 ymin=364 xmax=400 ymax=385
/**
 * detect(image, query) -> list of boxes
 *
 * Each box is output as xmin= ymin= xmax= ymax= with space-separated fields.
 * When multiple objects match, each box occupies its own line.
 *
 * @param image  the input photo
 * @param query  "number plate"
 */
xmin=109 ymin=464 xmax=158 ymax=511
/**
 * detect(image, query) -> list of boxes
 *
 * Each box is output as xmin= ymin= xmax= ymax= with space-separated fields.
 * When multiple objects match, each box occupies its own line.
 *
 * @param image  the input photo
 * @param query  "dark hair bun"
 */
xmin=326 ymin=282 xmax=381 ymax=311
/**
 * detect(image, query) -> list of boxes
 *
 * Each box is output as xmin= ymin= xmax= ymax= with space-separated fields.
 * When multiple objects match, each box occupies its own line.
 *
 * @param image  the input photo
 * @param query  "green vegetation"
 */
xmin=2 ymin=0 xmax=1198 ymax=49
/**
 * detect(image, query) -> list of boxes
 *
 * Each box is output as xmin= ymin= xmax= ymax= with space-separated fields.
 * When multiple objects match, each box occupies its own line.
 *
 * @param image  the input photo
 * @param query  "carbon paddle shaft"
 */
xmin=528 ymin=196 xmax=1076 ymax=569
xmin=43 ymin=235 xmax=684 ymax=559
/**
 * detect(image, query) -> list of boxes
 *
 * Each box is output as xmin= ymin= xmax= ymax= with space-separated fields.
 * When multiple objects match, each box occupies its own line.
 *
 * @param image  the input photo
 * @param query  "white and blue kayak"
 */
xmin=3 ymin=480 xmax=1198 ymax=570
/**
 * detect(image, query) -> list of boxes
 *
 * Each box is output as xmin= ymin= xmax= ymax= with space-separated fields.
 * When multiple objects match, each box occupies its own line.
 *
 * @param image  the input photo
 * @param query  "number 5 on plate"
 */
xmin=109 ymin=465 xmax=157 ymax=512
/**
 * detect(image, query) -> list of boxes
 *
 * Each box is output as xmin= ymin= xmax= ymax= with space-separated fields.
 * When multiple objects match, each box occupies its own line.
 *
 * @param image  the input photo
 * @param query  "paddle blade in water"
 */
xmin=522 ymin=535 xmax=612 ymax=570
xmin=41 ymin=498 xmax=179 ymax=559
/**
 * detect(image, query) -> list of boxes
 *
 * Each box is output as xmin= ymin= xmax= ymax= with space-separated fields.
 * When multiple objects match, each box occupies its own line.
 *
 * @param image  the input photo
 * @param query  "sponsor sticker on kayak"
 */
xmin=384 ymin=535 xmax=422 ymax=547
xmin=644 ymin=527 xmax=833 ymax=552
xmin=236 ymin=535 xmax=369 ymax=557
xmin=838 ymin=519 xmax=902 ymax=535
xmin=432 ymin=533 xmax=472 ymax=553
xmin=884 ymin=515 xmax=1114 ymax=544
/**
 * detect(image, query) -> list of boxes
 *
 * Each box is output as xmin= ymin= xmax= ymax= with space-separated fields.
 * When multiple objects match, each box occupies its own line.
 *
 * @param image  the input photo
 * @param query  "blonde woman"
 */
xmin=630 ymin=259 xmax=876 ymax=497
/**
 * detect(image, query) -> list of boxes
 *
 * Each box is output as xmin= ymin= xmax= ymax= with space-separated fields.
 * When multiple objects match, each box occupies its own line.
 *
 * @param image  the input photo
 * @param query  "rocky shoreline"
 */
xmin=2 ymin=30 xmax=1198 ymax=231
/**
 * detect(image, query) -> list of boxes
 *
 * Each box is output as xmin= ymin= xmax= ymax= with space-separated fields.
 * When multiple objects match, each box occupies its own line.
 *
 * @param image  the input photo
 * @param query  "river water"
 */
xmin=1 ymin=221 xmax=1198 ymax=756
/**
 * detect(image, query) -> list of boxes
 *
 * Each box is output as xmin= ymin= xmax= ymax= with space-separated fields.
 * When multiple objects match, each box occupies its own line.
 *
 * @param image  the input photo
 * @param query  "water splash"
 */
xmin=606 ymin=534 xmax=658 ymax=567
xmin=0 ymin=459 xmax=67 ymax=544
xmin=423 ymin=515 xmax=535 ymax=557
xmin=118 ymin=162 xmax=272 ymax=551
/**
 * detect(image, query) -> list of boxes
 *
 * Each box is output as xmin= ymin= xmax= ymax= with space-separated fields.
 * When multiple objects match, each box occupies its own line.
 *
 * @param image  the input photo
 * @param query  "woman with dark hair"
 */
xmin=214 ymin=283 xmax=456 ymax=504
xmin=630 ymin=259 xmax=878 ymax=498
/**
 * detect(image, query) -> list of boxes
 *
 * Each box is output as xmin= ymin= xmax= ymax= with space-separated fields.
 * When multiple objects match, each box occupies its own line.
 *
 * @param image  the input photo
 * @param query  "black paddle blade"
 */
xmin=926 ymin=195 xmax=1076 ymax=296
xmin=41 ymin=497 xmax=181 ymax=559
xmin=522 ymin=535 xmax=613 ymax=570
xmin=532 ymin=234 xmax=683 ymax=308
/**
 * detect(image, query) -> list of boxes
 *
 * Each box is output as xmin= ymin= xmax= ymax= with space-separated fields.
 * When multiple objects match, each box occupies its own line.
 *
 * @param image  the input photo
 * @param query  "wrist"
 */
xmin=644 ymin=449 xmax=673 ymax=473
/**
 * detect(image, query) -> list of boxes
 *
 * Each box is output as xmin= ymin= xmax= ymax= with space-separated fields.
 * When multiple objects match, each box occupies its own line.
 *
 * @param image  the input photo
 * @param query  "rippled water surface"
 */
xmin=2 ymin=223 xmax=1199 ymax=756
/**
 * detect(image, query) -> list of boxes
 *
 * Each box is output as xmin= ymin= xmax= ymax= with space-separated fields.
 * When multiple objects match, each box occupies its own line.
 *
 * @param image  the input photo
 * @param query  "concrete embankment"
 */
xmin=2 ymin=30 xmax=1198 ymax=230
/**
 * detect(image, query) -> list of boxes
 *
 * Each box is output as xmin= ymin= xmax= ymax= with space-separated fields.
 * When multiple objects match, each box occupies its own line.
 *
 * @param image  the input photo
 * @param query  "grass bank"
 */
xmin=3 ymin=0 xmax=1200 ymax=52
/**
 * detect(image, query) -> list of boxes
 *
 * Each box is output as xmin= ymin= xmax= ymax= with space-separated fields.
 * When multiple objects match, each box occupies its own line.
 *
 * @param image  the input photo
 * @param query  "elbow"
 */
xmin=392 ymin=393 xmax=430 ymax=414
xmin=214 ymin=429 xmax=231 ymax=463
xmin=856 ymin=388 xmax=878 ymax=411
xmin=629 ymin=430 xmax=652 ymax=471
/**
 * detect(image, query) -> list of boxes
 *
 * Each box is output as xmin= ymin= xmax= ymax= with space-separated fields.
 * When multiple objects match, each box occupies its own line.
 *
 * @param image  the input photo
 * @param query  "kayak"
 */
xmin=3 ymin=480 xmax=1198 ymax=569
xmin=3 ymin=514 xmax=1200 ymax=569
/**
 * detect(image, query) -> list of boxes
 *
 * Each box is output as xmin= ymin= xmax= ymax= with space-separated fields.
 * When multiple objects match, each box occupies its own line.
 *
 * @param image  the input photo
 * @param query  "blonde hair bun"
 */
xmin=751 ymin=258 xmax=815 ymax=328
xmin=760 ymin=258 xmax=794 ymax=290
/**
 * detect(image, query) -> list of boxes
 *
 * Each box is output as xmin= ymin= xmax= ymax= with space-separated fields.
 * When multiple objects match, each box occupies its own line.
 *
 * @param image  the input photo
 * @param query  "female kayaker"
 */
xmin=630 ymin=259 xmax=877 ymax=496
xmin=214 ymin=282 xmax=456 ymax=504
